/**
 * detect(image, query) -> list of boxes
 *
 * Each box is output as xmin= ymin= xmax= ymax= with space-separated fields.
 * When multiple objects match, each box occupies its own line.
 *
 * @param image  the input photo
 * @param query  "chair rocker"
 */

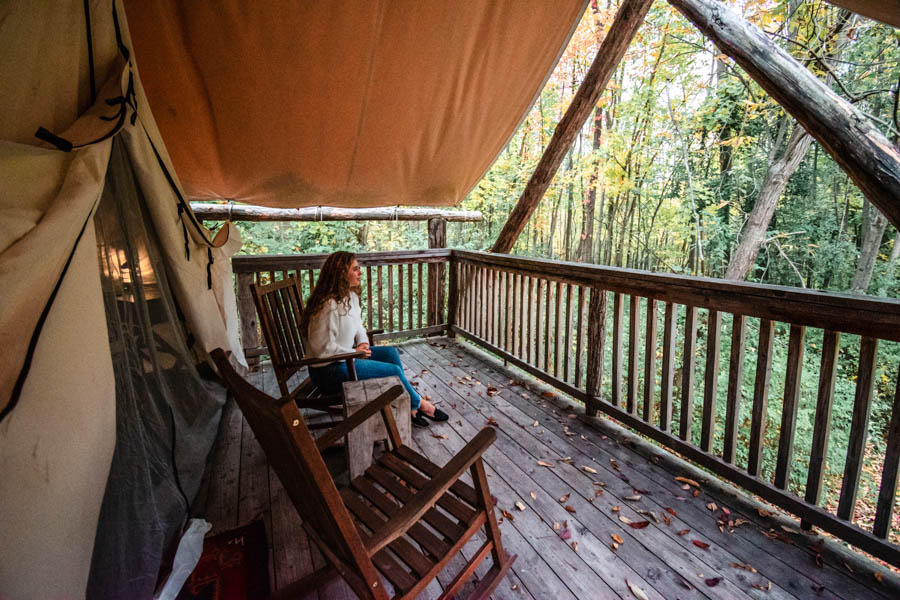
xmin=211 ymin=348 xmax=516 ymax=600
xmin=252 ymin=275 xmax=381 ymax=420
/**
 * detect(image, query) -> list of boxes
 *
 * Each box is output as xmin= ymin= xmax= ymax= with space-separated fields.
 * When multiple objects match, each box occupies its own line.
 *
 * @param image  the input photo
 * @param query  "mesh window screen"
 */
xmin=87 ymin=139 xmax=226 ymax=599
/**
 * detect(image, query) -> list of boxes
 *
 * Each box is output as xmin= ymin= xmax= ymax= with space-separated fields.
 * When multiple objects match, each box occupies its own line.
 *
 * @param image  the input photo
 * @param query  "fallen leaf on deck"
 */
xmin=559 ymin=528 xmax=572 ymax=540
xmin=553 ymin=521 xmax=561 ymax=530
xmin=530 ymin=491 xmax=537 ymax=500
xmin=625 ymin=495 xmax=642 ymax=501
xmin=532 ymin=420 xmax=539 ymax=427
xmin=611 ymin=534 xmax=624 ymax=544
xmin=511 ymin=584 xmax=518 ymax=590
xmin=628 ymin=521 xmax=650 ymax=529
xmin=752 ymin=581 xmax=772 ymax=591
xmin=619 ymin=515 xmax=633 ymax=524
xmin=611 ymin=505 xmax=620 ymax=512
xmin=570 ymin=541 xmax=579 ymax=551
xmin=502 ymin=510 xmax=514 ymax=521
xmin=582 ymin=466 xmax=598 ymax=474
xmin=515 ymin=501 xmax=526 ymax=511
xmin=661 ymin=513 xmax=671 ymax=526
xmin=733 ymin=518 xmax=748 ymax=527
xmin=541 ymin=391 xmax=556 ymax=399
xmin=732 ymin=562 xmax=757 ymax=573
xmin=780 ymin=525 xmax=799 ymax=534
xmin=665 ymin=507 xmax=677 ymax=517
xmin=626 ymin=580 xmax=650 ymax=600
xmin=704 ymin=577 xmax=721 ymax=587
xmin=537 ymin=460 xmax=554 ymax=468
xmin=558 ymin=493 xmax=570 ymax=503
xmin=430 ymin=433 xmax=448 ymax=439
xmin=874 ymin=572 xmax=884 ymax=583
xmin=692 ymin=540 xmax=709 ymax=549
xmin=706 ymin=502 xmax=717 ymax=511
xmin=491 ymin=495 xmax=498 ymax=506
xmin=676 ymin=579 xmax=692 ymax=590
xmin=757 ymin=507 xmax=773 ymax=517
xmin=611 ymin=542 xmax=619 ymax=550
xmin=675 ymin=476 xmax=699 ymax=487
xmin=677 ymin=529 xmax=690 ymax=536
xmin=594 ymin=481 xmax=606 ymax=487
xmin=485 ymin=417 xmax=500 ymax=428
xmin=594 ymin=489 xmax=604 ymax=498
xmin=565 ymin=505 xmax=577 ymax=514
xmin=692 ymin=489 xmax=700 ymax=497
xmin=486 ymin=386 xmax=500 ymax=396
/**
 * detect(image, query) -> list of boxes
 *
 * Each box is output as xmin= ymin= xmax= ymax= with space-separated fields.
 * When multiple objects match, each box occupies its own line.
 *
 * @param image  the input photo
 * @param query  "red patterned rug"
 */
xmin=176 ymin=520 xmax=269 ymax=600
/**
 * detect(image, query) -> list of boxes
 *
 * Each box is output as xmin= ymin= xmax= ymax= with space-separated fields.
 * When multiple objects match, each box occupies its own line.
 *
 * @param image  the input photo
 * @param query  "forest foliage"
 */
xmin=215 ymin=0 xmax=900 ymax=541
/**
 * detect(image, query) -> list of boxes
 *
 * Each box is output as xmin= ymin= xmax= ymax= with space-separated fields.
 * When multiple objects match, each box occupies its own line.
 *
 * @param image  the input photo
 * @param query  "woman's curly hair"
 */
xmin=300 ymin=251 xmax=360 ymax=337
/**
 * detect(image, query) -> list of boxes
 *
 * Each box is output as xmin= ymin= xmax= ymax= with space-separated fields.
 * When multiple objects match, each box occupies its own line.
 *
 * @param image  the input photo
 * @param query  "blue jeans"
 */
xmin=308 ymin=345 xmax=422 ymax=410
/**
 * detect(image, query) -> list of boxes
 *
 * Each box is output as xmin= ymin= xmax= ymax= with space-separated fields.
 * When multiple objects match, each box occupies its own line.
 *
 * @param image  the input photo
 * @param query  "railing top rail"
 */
xmin=452 ymin=250 xmax=900 ymax=342
xmin=232 ymin=248 xmax=451 ymax=272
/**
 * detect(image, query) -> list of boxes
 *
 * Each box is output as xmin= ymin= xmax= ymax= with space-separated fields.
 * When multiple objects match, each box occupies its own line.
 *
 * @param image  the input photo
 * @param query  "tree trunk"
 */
xmin=725 ymin=126 xmax=812 ymax=280
xmin=491 ymin=0 xmax=655 ymax=254
xmin=850 ymin=199 xmax=889 ymax=294
xmin=668 ymin=0 xmax=900 ymax=230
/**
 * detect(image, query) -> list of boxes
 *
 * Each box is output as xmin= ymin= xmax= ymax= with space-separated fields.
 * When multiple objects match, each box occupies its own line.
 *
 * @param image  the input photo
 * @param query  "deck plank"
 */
xmin=197 ymin=339 xmax=898 ymax=600
xmin=422 ymin=339 xmax=895 ymax=600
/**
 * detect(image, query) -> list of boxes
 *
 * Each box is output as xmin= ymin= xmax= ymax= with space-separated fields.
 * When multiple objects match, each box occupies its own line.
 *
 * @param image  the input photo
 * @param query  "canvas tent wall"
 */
xmin=0 ymin=0 xmax=590 ymax=597
xmin=0 ymin=2 xmax=244 ymax=598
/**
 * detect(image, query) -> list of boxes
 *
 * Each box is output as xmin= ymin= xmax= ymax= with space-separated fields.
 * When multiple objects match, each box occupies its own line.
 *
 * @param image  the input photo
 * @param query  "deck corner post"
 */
xmin=236 ymin=271 xmax=260 ymax=365
xmin=585 ymin=286 xmax=608 ymax=416
xmin=427 ymin=218 xmax=447 ymax=332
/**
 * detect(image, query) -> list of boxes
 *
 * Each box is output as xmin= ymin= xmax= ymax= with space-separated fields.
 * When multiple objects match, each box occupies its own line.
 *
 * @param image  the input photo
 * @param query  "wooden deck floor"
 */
xmin=195 ymin=337 xmax=900 ymax=599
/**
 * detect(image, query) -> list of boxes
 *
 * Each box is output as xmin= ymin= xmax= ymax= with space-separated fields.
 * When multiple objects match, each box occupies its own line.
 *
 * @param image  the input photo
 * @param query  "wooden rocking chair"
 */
xmin=252 ymin=275 xmax=380 ymax=414
xmin=210 ymin=348 xmax=516 ymax=600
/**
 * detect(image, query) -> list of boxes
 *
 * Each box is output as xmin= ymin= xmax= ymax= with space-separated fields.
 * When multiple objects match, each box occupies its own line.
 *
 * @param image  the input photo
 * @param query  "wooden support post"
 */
xmin=447 ymin=258 xmax=458 ymax=338
xmin=427 ymin=218 xmax=446 ymax=331
xmin=668 ymin=0 xmax=900 ymax=229
xmin=491 ymin=0 xmax=656 ymax=253
xmin=585 ymin=287 xmax=608 ymax=417
xmin=237 ymin=272 xmax=260 ymax=365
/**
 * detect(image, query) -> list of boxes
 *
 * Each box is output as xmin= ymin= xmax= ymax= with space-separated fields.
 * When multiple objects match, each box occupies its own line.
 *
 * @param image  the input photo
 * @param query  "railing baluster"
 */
xmin=643 ymin=298 xmax=658 ymax=424
xmin=408 ymin=262 xmax=414 ymax=329
xmin=377 ymin=265 xmax=384 ymax=331
xmin=307 ymin=269 xmax=314 ymax=291
xmin=627 ymin=295 xmax=639 ymax=416
xmin=723 ymin=314 xmax=747 ymax=464
xmin=387 ymin=265 xmax=395 ymax=331
xmin=586 ymin=288 xmax=607 ymax=417
xmin=487 ymin=269 xmax=494 ymax=345
xmin=417 ymin=262 xmax=423 ymax=329
xmin=503 ymin=270 xmax=510 ymax=352
xmin=659 ymin=302 xmax=676 ymax=432
xmin=612 ymin=293 xmax=624 ymax=408
xmin=575 ymin=285 xmax=586 ymax=389
xmin=803 ymin=330 xmax=840 ymax=529
xmin=775 ymin=324 xmax=805 ymax=490
xmin=508 ymin=271 xmax=515 ymax=355
xmin=398 ymin=263 xmax=404 ymax=331
xmin=874 ymin=362 xmax=900 ymax=539
xmin=517 ymin=274 xmax=525 ymax=358
xmin=837 ymin=337 xmax=878 ymax=521
xmin=564 ymin=283 xmax=573 ymax=384
xmin=748 ymin=319 xmax=775 ymax=477
xmin=366 ymin=266 xmax=374 ymax=331
xmin=544 ymin=280 xmax=552 ymax=373
xmin=701 ymin=310 xmax=722 ymax=453
xmin=554 ymin=281 xmax=562 ymax=379
xmin=680 ymin=306 xmax=698 ymax=442
xmin=527 ymin=276 xmax=535 ymax=365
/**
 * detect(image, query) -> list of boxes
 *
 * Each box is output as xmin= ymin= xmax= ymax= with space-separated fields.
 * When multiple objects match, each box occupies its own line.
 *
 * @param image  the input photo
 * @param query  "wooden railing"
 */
xmin=450 ymin=250 xmax=900 ymax=567
xmin=232 ymin=249 xmax=451 ymax=357
xmin=232 ymin=248 xmax=900 ymax=566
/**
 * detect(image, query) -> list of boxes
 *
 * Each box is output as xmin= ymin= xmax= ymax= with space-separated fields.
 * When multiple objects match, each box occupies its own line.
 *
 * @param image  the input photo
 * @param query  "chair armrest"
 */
xmin=294 ymin=350 xmax=367 ymax=368
xmin=315 ymin=385 xmax=403 ymax=451
xmin=366 ymin=427 xmax=497 ymax=556
xmin=366 ymin=329 xmax=385 ymax=345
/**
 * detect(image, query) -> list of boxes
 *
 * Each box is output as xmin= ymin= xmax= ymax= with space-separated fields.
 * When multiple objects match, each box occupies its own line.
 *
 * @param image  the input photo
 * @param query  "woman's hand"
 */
xmin=356 ymin=342 xmax=372 ymax=358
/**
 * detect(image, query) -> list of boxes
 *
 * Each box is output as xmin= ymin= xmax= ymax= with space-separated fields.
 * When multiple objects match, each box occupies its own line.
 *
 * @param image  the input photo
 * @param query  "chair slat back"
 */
xmin=210 ymin=349 xmax=371 ymax=571
xmin=252 ymin=275 xmax=308 ymax=367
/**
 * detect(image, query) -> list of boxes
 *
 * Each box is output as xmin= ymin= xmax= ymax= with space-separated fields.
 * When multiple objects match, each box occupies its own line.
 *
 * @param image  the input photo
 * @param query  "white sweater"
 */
xmin=306 ymin=292 xmax=368 ymax=365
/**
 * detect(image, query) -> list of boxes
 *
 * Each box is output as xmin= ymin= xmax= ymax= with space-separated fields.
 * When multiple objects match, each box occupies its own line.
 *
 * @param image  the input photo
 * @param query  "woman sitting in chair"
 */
xmin=300 ymin=251 xmax=449 ymax=427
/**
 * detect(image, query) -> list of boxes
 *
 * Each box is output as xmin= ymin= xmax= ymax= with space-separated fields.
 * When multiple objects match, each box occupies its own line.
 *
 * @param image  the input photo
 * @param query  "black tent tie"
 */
xmin=206 ymin=248 xmax=214 ymax=290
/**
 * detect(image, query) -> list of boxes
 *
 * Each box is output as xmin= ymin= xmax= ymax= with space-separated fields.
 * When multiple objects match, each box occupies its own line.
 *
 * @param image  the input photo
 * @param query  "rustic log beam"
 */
xmin=825 ymin=1 xmax=900 ymax=28
xmin=668 ymin=0 xmax=900 ymax=229
xmin=491 ymin=0 xmax=655 ymax=254
xmin=190 ymin=203 xmax=482 ymax=222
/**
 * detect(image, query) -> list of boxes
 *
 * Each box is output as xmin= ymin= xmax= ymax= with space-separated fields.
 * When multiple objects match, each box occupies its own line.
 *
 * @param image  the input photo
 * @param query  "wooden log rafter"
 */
xmin=668 ymin=0 xmax=900 ymax=229
xmin=491 ymin=0 xmax=656 ymax=254
xmin=190 ymin=203 xmax=482 ymax=222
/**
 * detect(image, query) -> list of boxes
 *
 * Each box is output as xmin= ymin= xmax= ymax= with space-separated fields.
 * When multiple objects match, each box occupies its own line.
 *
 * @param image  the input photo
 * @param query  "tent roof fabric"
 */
xmin=123 ymin=0 xmax=589 ymax=209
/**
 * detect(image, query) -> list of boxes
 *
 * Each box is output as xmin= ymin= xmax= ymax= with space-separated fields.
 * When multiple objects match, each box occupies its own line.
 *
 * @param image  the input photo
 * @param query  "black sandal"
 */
xmin=423 ymin=408 xmax=449 ymax=422
xmin=412 ymin=413 xmax=430 ymax=427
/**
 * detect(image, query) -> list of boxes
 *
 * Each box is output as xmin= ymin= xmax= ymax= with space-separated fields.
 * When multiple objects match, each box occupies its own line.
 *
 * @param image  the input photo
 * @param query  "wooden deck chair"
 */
xmin=211 ymin=348 xmax=516 ymax=600
xmin=251 ymin=275 xmax=380 ymax=413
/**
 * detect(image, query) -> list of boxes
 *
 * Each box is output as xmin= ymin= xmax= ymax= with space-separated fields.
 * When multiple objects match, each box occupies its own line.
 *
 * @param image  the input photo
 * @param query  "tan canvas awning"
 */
xmin=123 ymin=0 xmax=588 ymax=208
